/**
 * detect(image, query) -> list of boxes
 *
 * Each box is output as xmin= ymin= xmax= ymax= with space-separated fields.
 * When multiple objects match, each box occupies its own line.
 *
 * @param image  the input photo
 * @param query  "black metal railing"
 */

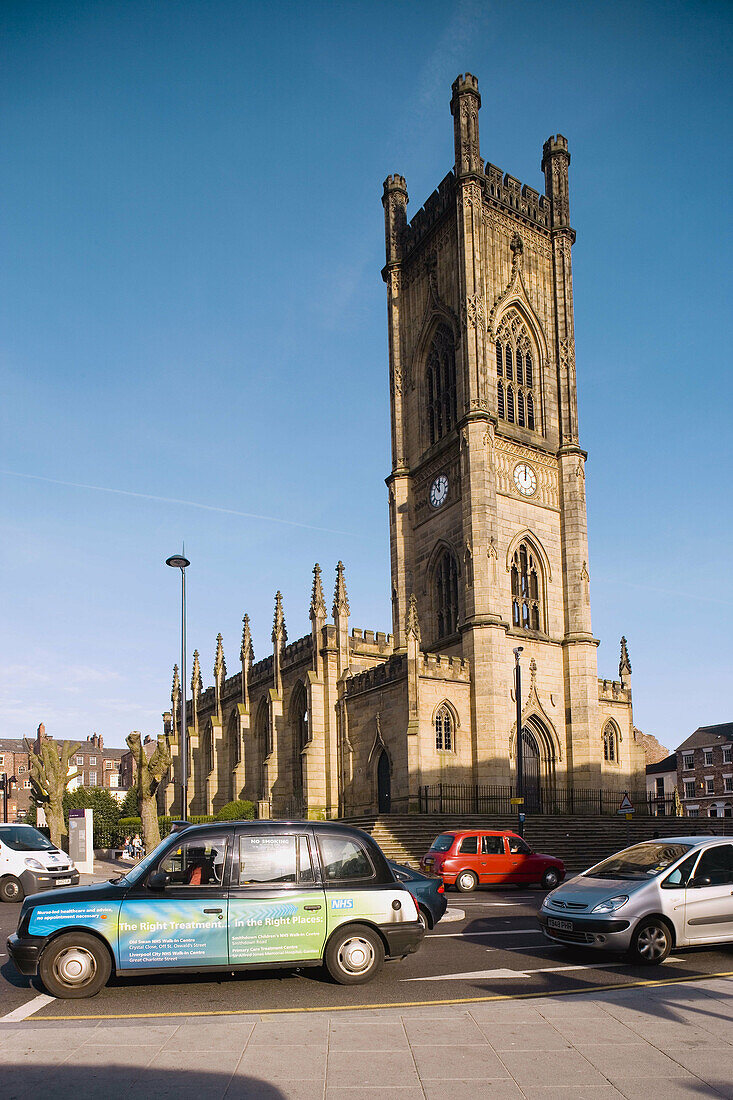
xmin=418 ymin=782 xmax=658 ymax=817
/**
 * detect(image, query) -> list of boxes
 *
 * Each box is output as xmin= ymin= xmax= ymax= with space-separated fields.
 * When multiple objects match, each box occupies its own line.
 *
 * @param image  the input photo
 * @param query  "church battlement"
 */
xmin=404 ymin=171 xmax=455 ymax=257
xmin=420 ymin=653 xmax=470 ymax=681
xmin=598 ymin=678 xmax=631 ymax=702
xmin=484 ymin=163 xmax=550 ymax=228
xmin=345 ymin=654 xmax=406 ymax=697
xmin=282 ymin=635 xmax=312 ymax=666
xmin=349 ymin=627 xmax=394 ymax=654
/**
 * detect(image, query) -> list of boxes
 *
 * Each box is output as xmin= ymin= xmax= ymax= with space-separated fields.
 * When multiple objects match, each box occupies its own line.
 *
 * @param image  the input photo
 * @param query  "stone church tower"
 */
xmin=160 ymin=75 xmax=645 ymax=821
xmin=380 ymin=73 xmax=642 ymax=799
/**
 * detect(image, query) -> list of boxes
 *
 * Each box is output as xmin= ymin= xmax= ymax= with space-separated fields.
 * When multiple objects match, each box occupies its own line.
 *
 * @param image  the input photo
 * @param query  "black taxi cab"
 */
xmin=8 ymin=820 xmax=424 ymax=998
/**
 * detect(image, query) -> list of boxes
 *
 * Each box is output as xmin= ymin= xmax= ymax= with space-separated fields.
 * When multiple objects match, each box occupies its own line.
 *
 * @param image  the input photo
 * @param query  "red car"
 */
xmin=420 ymin=829 xmax=564 ymax=892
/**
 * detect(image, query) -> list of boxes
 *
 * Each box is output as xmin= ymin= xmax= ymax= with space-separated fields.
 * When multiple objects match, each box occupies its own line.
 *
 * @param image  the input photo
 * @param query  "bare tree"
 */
xmin=126 ymin=732 xmax=171 ymax=853
xmin=25 ymin=739 xmax=80 ymax=849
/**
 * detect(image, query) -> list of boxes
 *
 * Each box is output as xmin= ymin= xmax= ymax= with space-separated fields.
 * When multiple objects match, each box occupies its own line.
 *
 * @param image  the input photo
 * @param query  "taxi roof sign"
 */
xmin=617 ymin=792 xmax=634 ymax=814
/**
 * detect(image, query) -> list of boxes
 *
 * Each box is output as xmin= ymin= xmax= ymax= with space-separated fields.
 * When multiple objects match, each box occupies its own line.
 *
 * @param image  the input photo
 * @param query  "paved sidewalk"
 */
xmin=1 ymin=976 xmax=732 ymax=1099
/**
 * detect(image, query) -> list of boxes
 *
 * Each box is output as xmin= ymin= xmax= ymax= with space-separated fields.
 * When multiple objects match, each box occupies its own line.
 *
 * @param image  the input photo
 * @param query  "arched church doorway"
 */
xmin=520 ymin=727 xmax=541 ymax=813
xmin=377 ymin=750 xmax=391 ymax=814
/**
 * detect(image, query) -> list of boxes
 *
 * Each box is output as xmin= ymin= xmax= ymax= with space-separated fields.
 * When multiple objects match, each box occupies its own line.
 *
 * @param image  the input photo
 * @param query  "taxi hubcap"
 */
xmin=54 ymin=947 xmax=97 ymax=986
xmin=338 ymin=936 xmax=374 ymax=974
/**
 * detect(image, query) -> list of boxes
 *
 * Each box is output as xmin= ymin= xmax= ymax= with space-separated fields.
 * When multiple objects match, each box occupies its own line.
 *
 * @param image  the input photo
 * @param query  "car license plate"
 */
xmin=548 ymin=917 xmax=573 ymax=931
xmin=55 ymin=878 xmax=72 ymax=886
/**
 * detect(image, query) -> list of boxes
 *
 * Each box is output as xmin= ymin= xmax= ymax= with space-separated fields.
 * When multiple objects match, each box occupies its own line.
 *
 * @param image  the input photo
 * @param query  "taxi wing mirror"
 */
xmin=690 ymin=874 xmax=712 ymax=888
xmin=147 ymin=871 xmax=171 ymax=890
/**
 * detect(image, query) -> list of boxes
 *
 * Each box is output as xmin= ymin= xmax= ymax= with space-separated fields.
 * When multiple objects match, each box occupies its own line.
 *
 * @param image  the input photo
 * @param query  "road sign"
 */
xmin=617 ymin=792 xmax=634 ymax=814
xmin=510 ymin=797 xmax=524 ymax=806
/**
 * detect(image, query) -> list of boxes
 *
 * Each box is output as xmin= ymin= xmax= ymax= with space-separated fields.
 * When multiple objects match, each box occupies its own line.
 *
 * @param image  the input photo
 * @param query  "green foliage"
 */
xmin=119 ymin=786 xmax=139 ymax=818
xmin=63 ymin=787 xmax=122 ymax=846
xmin=215 ymin=800 xmax=255 ymax=821
xmin=119 ymin=814 xmax=216 ymax=839
xmin=63 ymin=786 xmax=121 ymax=830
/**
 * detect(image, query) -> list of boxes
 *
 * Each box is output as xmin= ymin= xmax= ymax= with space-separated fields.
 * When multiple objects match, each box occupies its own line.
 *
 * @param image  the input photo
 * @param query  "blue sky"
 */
xmin=1 ymin=0 xmax=731 ymax=751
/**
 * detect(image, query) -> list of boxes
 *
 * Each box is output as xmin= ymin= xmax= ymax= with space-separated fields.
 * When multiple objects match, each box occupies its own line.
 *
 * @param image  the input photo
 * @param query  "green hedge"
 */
xmin=215 ymin=800 xmax=255 ymax=821
xmin=117 ymin=814 xmax=215 ymax=840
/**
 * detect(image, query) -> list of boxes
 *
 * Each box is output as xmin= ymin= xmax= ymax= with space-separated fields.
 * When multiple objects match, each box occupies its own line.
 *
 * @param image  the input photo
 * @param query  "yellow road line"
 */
xmin=24 ymin=969 xmax=733 ymax=1022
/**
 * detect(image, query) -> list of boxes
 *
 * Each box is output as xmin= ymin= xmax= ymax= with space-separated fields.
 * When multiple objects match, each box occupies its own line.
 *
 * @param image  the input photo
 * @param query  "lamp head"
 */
xmin=513 ymin=646 xmax=524 ymax=660
xmin=166 ymin=555 xmax=190 ymax=570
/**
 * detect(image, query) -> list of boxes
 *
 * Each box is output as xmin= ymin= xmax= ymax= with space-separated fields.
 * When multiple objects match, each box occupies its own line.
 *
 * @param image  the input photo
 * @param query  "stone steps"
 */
xmin=340 ymin=813 xmax=733 ymax=872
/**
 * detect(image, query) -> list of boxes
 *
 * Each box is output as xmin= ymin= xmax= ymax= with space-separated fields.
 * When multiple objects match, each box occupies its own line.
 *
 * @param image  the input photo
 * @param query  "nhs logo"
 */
xmin=331 ymin=899 xmax=353 ymax=910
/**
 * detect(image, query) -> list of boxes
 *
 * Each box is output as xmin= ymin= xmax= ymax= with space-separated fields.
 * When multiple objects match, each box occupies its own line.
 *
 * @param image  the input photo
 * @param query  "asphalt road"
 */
xmin=2 ymin=886 xmax=732 ymax=1022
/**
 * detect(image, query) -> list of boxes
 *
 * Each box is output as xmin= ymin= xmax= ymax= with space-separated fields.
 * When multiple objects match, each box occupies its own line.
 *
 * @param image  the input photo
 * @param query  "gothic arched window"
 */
xmin=498 ymin=380 xmax=505 ymax=419
xmin=426 ymin=324 xmax=457 ymax=446
xmin=204 ymin=722 xmax=214 ymax=775
xmin=603 ymin=722 xmax=619 ymax=764
xmin=257 ymin=698 xmax=272 ymax=758
xmin=292 ymin=683 xmax=310 ymax=750
xmin=511 ymin=541 xmax=542 ymax=631
xmin=434 ymin=549 xmax=459 ymax=640
xmin=230 ymin=713 xmax=241 ymax=768
xmin=495 ymin=310 xmax=540 ymax=433
xmin=435 ymin=704 xmax=455 ymax=752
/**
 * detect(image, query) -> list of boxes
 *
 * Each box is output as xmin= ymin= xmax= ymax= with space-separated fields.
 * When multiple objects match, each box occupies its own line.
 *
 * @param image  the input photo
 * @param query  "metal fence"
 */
xmin=418 ymin=782 xmax=656 ymax=817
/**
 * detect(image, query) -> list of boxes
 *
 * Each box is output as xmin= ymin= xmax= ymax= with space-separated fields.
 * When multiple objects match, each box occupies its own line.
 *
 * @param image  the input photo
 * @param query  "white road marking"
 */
xmin=427 ymin=928 xmax=541 ymax=938
xmin=1 ymin=994 xmax=56 ymax=1022
xmin=403 ymin=962 xmax=630 ymax=982
xmin=404 ymin=958 xmax=684 ymax=983
xmin=441 ymin=908 xmax=465 ymax=922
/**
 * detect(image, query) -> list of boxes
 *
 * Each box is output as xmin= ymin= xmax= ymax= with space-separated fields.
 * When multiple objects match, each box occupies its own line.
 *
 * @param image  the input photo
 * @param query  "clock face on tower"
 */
xmin=429 ymin=474 xmax=449 ymax=509
xmin=513 ymin=463 xmax=537 ymax=496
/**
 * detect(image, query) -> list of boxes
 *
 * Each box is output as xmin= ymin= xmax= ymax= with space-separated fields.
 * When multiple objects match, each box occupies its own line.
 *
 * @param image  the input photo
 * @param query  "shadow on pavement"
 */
xmin=2 ymin=1063 xmax=287 ymax=1100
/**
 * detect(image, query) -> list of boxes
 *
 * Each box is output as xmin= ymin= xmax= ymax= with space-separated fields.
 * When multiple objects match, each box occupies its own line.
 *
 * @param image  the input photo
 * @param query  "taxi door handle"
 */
xmin=304 ymin=905 xmax=322 ymax=911
xmin=204 ymin=908 xmax=223 ymax=914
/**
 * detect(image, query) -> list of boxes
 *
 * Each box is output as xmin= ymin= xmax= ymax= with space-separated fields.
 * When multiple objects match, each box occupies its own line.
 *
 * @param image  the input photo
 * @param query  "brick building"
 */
xmin=0 ymin=739 xmax=33 ymax=820
xmin=158 ymin=73 xmax=645 ymax=821
xmin=677 ymin=723 xmax=733 ymax=819
xmin=33 ymin=726 xmax=126 ymax=799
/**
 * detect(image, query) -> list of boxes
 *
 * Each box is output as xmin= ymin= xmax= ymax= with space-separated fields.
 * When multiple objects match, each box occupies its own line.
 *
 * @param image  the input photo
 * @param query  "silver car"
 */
xmin=538 ymin=836 xmax=733 ymax=964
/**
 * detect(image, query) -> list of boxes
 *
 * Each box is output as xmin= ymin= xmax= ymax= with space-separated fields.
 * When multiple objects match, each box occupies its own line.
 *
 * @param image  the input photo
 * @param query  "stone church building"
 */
xmin=159 ymin=74 xmax=646 ymax=820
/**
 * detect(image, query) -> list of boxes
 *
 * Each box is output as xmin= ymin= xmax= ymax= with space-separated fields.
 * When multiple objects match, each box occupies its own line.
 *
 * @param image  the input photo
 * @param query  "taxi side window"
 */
xmin=318 ymin=835 xmax=375 ymax=882
xmin=692 ymin=845 xmax=733 ymax=887
xmin=159 ymin=836 xmax=228 ymax=887
xmin=237 ymin=834 xmax=314 ymax=886
xmin=458 ymin=836 xmax=478 ymax=855
xmin=508 ymin=837 xmax=531 ymax=855
xmin=481 ymin=836 xmax=504 ymax=855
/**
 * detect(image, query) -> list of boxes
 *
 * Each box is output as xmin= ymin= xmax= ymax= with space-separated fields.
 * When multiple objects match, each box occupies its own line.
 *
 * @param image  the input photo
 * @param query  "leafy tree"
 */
xmin=215 ymin=799 xmax=255 ymax=821
xmin=62 ymin=786 xmax=121 ymax=844
xmin=125 ymin=732 xmax=171 ymax=852
xmin=25 ymin=739 xmax=80 ymax=848
xmin=119 ymin=785 xmax=140 ymax=819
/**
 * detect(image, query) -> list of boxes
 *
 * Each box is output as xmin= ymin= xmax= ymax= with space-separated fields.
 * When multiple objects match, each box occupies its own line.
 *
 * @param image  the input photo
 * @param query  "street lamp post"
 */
xmin=513 ymin=647 xmax=524 ymax=838
xmin=166 ymin=554 xmax=190 ymax=820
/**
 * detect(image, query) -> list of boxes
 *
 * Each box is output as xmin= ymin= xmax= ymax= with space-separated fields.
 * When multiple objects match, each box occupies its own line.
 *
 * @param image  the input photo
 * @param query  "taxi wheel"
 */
xmin=325 ymin=924 xmax=385 ymax=985
xmin=630 ymin=917 xmax=673 ymax=965
xmin=0 ymin=876 xmax=24 ymax=903
xmin=541 ymin=868 xmax=560 ymax=890
xmin=39 ymin=932 xmax=112 ymax=999
xmin=417 ymin=905 xmax=431 ymax=931
xmin=455 ymin=870 xmax=478 ymax=893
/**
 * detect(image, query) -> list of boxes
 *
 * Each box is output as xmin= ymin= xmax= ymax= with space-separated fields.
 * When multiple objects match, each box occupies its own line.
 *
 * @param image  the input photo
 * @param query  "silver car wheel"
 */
xmin=635 ymin=922 xmax=670 ymax=963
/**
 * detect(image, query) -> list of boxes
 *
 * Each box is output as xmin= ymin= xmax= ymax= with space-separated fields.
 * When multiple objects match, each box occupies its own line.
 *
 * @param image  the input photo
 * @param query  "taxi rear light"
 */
xmin=437 ymin=884 xmax=444 ymax=893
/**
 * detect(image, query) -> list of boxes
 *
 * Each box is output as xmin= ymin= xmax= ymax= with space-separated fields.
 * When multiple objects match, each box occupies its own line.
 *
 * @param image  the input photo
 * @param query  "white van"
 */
xmin=0 ymin=824 xmax=79 ymax=902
